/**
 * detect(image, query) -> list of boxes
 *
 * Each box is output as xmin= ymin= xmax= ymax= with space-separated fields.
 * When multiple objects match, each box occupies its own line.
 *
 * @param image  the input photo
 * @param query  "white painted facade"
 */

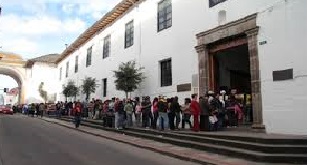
xmin=25 ymin=62 xmax=58 ymax=103
xmin=56 ymin=0 xmax=306 ymax=135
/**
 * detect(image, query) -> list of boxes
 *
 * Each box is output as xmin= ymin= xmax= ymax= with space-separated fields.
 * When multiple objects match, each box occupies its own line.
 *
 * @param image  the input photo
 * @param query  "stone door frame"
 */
xmin=195 ymin=13 xmax=265 ymax=130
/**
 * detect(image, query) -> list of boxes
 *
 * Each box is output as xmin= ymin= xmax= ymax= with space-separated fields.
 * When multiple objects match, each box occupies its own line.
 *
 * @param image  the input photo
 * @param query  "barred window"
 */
xmin=158 ymin=0 xmax=172 ymax=32
xmin=103 ymin=35 xmax=111 ymax=59
xmin=160 ymin=59 xmax=172 ymax=86
xmin=65 ymin=62 xmax=69 ymax=78
xmin=125 ymin=20 xmax=134 ymax=48
xmin=86 ymin=46 xmax=92 ymax=67
xmin=75 ymin=55 xmax=78 ymax=73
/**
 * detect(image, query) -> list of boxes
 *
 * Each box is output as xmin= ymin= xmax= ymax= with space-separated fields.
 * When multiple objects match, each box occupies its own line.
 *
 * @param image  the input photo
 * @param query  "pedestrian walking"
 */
xmin=74 ymin=101 xmax=82 ymax=128
xmin=200 ymin=94 xmax=210 ymax=131
xmin=157 ymin=96 xmax=168 ymax=131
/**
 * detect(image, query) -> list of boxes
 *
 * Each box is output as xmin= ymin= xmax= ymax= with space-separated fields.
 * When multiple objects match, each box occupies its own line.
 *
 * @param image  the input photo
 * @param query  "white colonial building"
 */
xmin=52 ymin=0 xmax=306 ymax=135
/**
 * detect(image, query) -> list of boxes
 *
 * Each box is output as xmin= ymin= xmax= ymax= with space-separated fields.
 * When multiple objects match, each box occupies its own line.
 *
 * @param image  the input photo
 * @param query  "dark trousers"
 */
xmin=142 ymin=111 xmax=150 ymax=128
xmin=175 ymin=112 xmax=181 ymax=129
xmin=192 ymin=114 xmax=199 ymax=131
xmin=168 ymin=112 xmax=175 ymax=130
xmin=200 ymin=115 xmax=209 ymax=131
xmin=75 ymin=115 xmax=81 ymax=128
xmin=182 ymin=114 xmax=192 ymax=129
xmin=152 ymin=111 xmax=158 ymax=129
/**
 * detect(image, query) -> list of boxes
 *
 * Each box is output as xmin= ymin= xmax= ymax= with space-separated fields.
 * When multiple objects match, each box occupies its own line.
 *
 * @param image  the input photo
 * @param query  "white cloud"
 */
xmin=74 ymin=0 xmax=121 ymax=19
xmin=61 ymin=3 xmax=76 ymax=14
xmin=2 ymin=38 xmax=39 ymax=59
xmin=0 ymin=14 xmax=86 ymax=36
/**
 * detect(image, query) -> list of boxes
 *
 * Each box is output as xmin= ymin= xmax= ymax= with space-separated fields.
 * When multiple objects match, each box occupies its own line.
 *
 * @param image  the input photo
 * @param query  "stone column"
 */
xmin=195 ymin=44 xmax=209 ymax=97
xmin=246 ymin=27 xmax=265 ymax=131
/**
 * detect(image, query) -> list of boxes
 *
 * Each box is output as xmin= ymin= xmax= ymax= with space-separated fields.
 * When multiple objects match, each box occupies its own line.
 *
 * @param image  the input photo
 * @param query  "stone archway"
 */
xmin=0 ymin=66 xmax=26 ymax=104
xmin=0 ymin=52 xmax=27 ymax=104
xmin=195 ymin=14 xmax=265 ymax=131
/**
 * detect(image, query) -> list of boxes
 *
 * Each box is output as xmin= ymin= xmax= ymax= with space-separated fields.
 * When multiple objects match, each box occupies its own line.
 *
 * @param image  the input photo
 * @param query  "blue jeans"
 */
xmin=159 ymin=112 xmax=168 ymax=130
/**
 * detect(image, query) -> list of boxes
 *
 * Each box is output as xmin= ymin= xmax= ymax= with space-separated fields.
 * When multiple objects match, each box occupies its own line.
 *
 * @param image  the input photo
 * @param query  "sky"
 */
xmin=0 ymin=0 xmax=121 ymax=60
xmin=0 ymin=0 xmax=121 ymax=91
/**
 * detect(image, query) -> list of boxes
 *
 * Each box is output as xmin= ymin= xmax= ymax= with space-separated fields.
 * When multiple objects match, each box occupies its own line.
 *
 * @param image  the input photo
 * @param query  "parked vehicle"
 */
xmin=0 ymin=105 xmax=13 ymax=115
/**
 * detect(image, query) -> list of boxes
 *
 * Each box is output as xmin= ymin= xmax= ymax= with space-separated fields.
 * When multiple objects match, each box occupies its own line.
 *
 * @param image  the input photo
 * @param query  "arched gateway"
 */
xmin=0 ymin=51 xmax=59 ymax=104
xmin=0 ymin=52 xmax=26 ymax=104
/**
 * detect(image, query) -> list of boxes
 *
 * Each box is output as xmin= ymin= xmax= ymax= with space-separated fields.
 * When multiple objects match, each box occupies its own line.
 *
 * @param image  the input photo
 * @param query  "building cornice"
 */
xmin=56 ymin=0 xmax=140 ymax=64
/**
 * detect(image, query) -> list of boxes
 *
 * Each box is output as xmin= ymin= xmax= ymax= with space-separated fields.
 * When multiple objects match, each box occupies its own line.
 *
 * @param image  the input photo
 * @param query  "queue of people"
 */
xmin=54 ymin=90 xmax=244 ymax=132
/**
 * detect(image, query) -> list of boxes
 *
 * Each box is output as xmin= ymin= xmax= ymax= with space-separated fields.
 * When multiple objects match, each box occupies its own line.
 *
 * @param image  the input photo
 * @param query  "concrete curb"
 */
xmin=39 ymin=117 xmax=218 ymax=165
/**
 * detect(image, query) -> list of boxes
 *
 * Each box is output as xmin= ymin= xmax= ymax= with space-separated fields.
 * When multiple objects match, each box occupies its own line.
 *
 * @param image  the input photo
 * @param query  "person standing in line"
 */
xmin=116 ymin=100 xmax=125 ymax=130
xmin=124 ymin=99 xmax=133 ymax=127
xmin=169 ymin=97 xmax=181 ymax=130
xmin=190 ymin=94 xmax=201 ymax=132
xmin=199 ymin=94 xmax=210 ymax=131
xmin=157 ymin=96 xmax=168 ymax=131
xmin=152 ymin=97 xmax=159 ymax=129
xmin=181 ymin=98 xmax=192 ymax=129
xmin=114 ymin=98 xmax=119 ymax=129
xmin=141 ymin=96 xmax=152 ymax=129
xmin=39 ymin=103 xmax=45 ymax=118
xmin=134 ymin=98 xmax=142 ymax=127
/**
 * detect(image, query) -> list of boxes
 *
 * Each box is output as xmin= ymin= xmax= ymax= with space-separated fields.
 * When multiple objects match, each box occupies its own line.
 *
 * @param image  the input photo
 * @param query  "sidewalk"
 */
xmin=38 ymin=117 xmax=294 ymax=165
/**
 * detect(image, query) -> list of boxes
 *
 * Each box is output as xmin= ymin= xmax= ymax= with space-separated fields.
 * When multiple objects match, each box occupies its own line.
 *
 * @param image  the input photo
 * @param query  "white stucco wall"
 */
xmin=257 ymin=0 xmax=307 ymax=135
xmin=25 ymin=62 xmax=58 ymax=103
xmin=56 ymin=0 xmax=306 ymax=134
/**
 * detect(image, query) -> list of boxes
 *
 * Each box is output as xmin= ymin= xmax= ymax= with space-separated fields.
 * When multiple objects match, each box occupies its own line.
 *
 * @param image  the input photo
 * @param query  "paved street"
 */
xmin=0 ymin=115 xmax=198 ymax=165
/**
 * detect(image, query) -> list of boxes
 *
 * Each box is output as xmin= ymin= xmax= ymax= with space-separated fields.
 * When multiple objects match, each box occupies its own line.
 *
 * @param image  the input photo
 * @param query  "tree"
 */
xmin=81 ymin=77 xmax=97 ymax=101
xmin=62 ymin=80 xmax=79 ymax=101
xmin=38 ymin=82 xmax=48 ymax=103
xmin=113 ymin=60 xmax=145 ymax=98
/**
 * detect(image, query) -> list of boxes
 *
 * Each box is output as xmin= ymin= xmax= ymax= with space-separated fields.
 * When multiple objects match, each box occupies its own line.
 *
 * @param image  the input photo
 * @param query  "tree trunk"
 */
xmin=125 ymin=92 xmax=128 ymax=99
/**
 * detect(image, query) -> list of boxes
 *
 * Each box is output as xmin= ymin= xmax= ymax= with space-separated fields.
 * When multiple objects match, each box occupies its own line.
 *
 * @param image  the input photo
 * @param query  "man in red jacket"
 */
xmin=190 ymin=94 xmax=201 ymax=132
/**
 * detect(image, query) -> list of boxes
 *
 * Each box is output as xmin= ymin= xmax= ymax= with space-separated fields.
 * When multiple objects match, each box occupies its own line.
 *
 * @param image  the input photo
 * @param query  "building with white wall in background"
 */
xmin=0 ymin=0 xmax=305 ymax=135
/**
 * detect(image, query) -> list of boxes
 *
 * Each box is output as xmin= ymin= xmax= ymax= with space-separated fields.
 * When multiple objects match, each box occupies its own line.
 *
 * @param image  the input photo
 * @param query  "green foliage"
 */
xmin=38 ymin=82 xmax=48 ymax=103
xmin=62 ymin=80 xmax=79 ymax=101
xmin=113 ymin=60 xmax=145 ymax=98
xmin=81 ymin=77 xmax=97 ymax=101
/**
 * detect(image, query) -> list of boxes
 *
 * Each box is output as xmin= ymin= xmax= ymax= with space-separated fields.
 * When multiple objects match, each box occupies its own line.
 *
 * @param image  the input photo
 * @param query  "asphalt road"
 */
xmin=0 ymin=115 xmax=198 ymax=165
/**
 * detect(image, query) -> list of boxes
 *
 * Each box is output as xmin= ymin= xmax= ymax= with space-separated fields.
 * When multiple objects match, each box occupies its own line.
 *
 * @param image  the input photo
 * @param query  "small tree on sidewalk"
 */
xmin=62 ymin=80 xmax=79 ymax=101
xmin=38 ymin=82 xmax=48 ymax=103
xmin=113 ymin=60 xmax=145 ymax=98
xmin=81 ymin=77 xmax=97 ymax=102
